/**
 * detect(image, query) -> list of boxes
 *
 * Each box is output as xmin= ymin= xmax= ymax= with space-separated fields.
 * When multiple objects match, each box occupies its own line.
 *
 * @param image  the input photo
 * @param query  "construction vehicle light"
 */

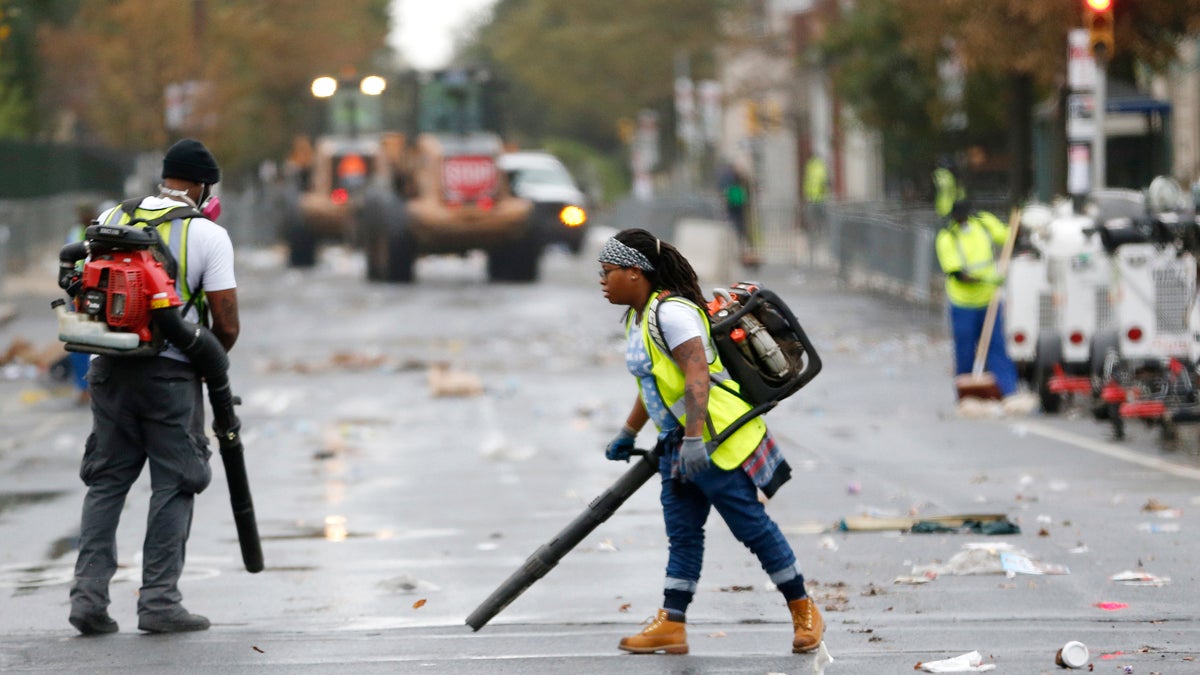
xmin=560 ymin=205 xmax=587 ymax=228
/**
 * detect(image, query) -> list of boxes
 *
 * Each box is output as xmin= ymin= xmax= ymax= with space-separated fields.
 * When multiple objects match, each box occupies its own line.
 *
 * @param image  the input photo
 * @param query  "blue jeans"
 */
xmin=950 ymin=302 xmax=1018 ymax=396
xmin=658 ymin=453 xmax=799 ymax=594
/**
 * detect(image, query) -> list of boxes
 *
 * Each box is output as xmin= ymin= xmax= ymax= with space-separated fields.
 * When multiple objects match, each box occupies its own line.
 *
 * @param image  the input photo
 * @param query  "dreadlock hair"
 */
xmin=614 ymin=228 xmax=706 ymax=307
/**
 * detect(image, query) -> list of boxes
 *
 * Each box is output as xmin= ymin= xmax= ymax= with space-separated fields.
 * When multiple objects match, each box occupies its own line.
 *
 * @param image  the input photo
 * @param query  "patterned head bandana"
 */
xmin=598 ymin=237 xmax=655 ymax=272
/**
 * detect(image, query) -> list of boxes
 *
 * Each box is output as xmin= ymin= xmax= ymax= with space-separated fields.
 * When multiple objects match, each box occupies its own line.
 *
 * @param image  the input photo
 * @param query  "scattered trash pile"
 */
xmin=0 ymin=337 xmax=64 ymax=380
xmin=902 ymin=541 xmax=1069 ymax=583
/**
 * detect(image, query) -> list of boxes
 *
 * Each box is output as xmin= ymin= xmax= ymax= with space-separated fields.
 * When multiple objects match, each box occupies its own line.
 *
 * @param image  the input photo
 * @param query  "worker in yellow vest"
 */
xmin=934 ymin=200 xmax=1018 ymax=397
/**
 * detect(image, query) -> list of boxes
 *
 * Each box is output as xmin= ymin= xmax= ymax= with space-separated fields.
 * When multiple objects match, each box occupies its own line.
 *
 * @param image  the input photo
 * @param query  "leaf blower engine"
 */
xmin=704 ymin=282 xmax=822 ymax=406
xmin=53 ymin=222 xmax=227 ymax=373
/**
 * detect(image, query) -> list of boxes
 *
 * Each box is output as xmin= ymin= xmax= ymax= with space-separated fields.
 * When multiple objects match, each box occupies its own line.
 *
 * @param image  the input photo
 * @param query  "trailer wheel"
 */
xmin=1033 ymin=333 xmax=1064 ymax=414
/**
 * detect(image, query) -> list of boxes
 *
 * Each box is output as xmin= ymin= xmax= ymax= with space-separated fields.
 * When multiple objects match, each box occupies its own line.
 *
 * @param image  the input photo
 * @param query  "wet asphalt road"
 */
xmin=2 ymin=229 xmax=1200 ymax=673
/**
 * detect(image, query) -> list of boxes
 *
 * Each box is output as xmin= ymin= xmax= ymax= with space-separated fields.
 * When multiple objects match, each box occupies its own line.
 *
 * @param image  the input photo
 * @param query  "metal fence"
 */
xmin=588 ymin=192 xmax=953 ymax=306
xmin=0 ymin=188 xmax=1005 ymax=311
xmin=748 ymin=196 xmax=1010 ymax=306
xmin=0 ymin=188 xmax=285 ymax=295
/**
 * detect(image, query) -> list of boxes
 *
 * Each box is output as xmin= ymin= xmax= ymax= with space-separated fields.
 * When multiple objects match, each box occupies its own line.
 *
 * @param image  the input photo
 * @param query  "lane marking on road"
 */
xmin=1018 ymin=420 xmax=1200 ymax=481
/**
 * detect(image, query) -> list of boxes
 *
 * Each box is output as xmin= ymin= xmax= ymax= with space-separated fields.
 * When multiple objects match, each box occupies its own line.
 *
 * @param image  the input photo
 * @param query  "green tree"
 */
xmin=0 ymin=0 xmax=79 ymax=139
xmin=37 ymin=0 xmax=392 ymax=178
xmin=475 ymin=0 xmax=725 ymax=151
xmin=819 ymin=0 xmax=941 ymax=193
xmin=821 ymin=0 xmax=1200 ymax=200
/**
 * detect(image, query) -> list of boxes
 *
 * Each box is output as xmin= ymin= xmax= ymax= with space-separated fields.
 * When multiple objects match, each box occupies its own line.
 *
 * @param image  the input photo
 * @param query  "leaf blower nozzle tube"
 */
xmin=151 ymin=306 xmax=263 ymax=573
xmin=58 ymin=241 xmax=89 ymax=293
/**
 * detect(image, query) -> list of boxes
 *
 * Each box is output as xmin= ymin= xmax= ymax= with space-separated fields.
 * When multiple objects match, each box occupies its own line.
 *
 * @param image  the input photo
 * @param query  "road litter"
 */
xmin=427 ymin=362 xmax=484 ymax=397
xmin=1141 ymin=497 xmax=1174 ymax=512
xmin=1055 ymin=640 xmax=1089 ymax=668
xmin=1109 ymin=570 xmax=1171 ymax=586
xmin=1 ymin=336 xmax=64 ymax=377
xmin=838 ymin=512 xmax=1017 ymax=534
xmin=915 ymin=650 xmax=996 ymax=672
xmin=812 ymin=640 xmax=834 ymax=674
xmin=1136 ymin=522 xmax=1180 ymax=534
xmin=911 ymin=542 xmax=1069 ymax=578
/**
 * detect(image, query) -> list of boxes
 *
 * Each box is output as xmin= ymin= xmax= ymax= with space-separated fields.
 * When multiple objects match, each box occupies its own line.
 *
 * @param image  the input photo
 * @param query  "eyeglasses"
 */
xmin=598 ymin=267 xmax=621 ymax=281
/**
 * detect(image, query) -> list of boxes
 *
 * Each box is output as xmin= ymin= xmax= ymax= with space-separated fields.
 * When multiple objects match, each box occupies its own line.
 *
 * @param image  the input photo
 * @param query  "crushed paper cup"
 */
xmin=1055 ymin=640 xmax=1089 ymax=668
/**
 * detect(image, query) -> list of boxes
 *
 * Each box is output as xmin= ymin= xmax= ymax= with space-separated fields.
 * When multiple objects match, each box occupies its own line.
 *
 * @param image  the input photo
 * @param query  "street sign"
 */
xmin=1067 ymin=29 xmax=1095 ymax=92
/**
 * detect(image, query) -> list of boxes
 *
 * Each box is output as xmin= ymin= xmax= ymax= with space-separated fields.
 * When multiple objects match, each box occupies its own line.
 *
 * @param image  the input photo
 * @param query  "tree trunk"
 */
xmin=1007 ymin=73 xmax=1033 ymax=209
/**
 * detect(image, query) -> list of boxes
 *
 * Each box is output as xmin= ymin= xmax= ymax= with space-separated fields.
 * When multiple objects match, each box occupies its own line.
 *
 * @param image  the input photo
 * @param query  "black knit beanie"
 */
xmin=162 ymin=138 xmax=221 ymax=184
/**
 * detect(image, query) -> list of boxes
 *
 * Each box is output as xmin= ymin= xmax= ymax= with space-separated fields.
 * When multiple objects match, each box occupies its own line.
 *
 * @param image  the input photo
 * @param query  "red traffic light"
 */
xmin=1084 ymin=0 xmax=1112 ymax=11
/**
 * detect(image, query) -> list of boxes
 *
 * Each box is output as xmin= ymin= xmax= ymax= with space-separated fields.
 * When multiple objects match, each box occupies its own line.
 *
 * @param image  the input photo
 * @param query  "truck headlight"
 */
xmin=559 ymin=205 xmax=587 ymax=228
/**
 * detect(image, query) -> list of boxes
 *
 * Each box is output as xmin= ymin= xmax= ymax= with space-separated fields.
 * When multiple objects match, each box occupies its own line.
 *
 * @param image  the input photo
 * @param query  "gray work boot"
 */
xmin=69 ymin=611 xmax=119 ymax=636
xmin=138 ymin=609 xmax=210 ymax=633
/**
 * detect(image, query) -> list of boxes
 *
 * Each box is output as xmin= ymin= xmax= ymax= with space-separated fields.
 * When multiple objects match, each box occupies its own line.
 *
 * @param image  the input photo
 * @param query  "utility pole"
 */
xmin=1084 ymin=0 xmax=1115 ymax=189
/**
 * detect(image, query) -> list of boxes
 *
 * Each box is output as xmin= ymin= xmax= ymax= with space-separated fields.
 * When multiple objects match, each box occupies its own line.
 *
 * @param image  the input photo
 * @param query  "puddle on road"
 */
xmin=0 ymin=490 xmax=68 ymax=518
xmin=259 ymin=519 xmax=458 ymax=544
xmin=46 ymin=535 xmax=77 ymax=560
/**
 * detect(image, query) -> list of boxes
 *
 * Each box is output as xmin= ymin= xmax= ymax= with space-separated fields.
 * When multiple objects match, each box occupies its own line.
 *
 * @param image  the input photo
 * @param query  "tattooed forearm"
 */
xmin=206 ymin=289 xmax=240 ymax=352
xmin=672 ymin=337 xmax=710 ymax=436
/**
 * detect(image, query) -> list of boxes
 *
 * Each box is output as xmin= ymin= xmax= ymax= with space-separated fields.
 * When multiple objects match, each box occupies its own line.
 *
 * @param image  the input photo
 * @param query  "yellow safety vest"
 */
xmin=632 ymin=292 xmax=766 ymax=470
xmin=935 ymin=211 xmax=1008 ymax=308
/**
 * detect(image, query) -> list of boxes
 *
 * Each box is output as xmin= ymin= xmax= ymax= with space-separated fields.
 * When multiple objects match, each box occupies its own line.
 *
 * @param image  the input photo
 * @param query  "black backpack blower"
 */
xmin=466 ymin=282 xmax=819 ymax=630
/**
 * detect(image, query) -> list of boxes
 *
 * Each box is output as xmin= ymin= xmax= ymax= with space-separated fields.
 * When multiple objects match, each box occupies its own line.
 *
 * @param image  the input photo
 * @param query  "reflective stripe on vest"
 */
xmin=634 ymin=292 xmax=766 ymax=470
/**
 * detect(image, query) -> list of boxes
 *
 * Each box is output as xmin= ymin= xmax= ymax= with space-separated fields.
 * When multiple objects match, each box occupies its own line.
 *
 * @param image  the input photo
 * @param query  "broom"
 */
xmin=954 ymin=207 xmax=1021 ymax=401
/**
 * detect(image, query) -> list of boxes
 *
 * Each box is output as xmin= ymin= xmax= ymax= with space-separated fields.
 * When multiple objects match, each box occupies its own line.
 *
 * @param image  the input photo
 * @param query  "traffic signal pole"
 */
xmin=1084 ymin=0 xmax=1114 ymax=189
xmin=1093 ymin=57 xmax=1107 ymax=189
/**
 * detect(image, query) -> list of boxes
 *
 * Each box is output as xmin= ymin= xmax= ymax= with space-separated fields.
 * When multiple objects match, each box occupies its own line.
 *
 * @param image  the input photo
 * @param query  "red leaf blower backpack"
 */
xmin=54 ymin=201 xmax=201 ymax=357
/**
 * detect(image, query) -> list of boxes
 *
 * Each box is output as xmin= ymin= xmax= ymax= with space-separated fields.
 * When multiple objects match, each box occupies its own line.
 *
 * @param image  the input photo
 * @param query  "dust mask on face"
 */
xmin=201 ymin=194 xmax=221 ymax=221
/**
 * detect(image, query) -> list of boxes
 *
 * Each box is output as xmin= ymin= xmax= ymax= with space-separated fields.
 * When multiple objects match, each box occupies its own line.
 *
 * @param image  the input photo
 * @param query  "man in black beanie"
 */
xmin=68 ymin=138 xmax=240 ymax=635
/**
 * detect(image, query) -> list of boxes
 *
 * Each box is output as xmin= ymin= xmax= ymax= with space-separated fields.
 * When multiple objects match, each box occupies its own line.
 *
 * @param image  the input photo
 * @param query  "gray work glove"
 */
xmin=679 ymin=436 xmax=710 ymax=479
xmin=605 ymin=425 xmax=637 ymax=462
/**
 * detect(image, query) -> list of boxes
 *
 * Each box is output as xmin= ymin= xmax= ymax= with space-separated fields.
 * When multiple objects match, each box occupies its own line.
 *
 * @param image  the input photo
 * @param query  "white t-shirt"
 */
xmin=658 ymin=299 xmax=714 ymax=362
xmin=97 ymin=196 xmax=236 ymax=361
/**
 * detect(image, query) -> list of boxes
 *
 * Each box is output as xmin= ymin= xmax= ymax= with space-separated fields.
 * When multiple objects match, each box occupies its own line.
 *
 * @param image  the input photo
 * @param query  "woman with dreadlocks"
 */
xmin=597 ymin=228 xmax=823 ymax=656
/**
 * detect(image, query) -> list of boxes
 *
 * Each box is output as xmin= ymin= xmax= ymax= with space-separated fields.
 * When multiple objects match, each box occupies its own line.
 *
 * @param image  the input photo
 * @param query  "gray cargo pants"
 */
xmin=70 ymin=355 xmax=212 ymax=618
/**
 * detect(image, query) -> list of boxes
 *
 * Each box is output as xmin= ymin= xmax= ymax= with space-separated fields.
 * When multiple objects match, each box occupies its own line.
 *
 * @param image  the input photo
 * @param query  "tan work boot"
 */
xmin=788 ymin=596 xmax=824 ymax=653
xmin=618 ymin=608 xmax=688 ymax=654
